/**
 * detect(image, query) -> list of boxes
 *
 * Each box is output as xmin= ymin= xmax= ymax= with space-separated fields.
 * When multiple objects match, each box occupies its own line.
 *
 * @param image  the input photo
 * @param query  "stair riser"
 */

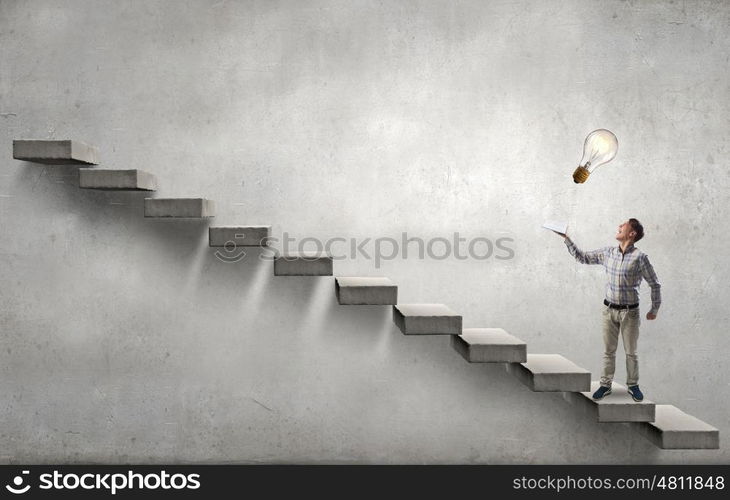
xmin=274 ymin=257 xmax=333 ymax=276
xmin=79 ymin=169 xmax=157 ymax=191
xmin=336 ymin=285 xmax=397 ymax=305
xmin=209 ymin=227 xmax=271 ymax=247
xmin=144 ymin=199 xmax=215 ymax=218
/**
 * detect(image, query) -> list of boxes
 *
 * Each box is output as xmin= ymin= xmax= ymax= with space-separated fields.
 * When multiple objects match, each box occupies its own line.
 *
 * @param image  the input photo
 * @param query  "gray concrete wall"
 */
xmin=1 ymin=0 xmax=728 ymax=463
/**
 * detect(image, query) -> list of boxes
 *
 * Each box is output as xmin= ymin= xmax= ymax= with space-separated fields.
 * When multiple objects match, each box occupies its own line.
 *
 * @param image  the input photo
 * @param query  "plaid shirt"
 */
xmin=564 ymin=238 xmax=661 ymax=315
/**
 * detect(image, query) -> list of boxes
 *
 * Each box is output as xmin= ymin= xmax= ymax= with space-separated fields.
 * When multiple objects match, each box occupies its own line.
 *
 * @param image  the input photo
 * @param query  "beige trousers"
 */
xmin=600 ymin=305 xmax=641 ymax=387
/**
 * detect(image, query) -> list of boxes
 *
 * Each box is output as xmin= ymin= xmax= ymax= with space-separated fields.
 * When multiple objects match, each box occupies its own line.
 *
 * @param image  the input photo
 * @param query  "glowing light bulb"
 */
xmin=572 ymin=129 xmax=618 ymax=183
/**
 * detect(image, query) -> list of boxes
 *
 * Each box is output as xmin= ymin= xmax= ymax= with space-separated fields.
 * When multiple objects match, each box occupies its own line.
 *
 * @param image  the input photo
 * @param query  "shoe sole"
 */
xmin=592 ymin=389 xmax=612 ymax=400
xmin=627 ymin=390 xmax=643 ymax=402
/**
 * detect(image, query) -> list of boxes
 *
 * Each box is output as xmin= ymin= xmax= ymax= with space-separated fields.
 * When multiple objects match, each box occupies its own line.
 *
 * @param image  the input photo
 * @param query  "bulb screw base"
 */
xmin=573 ymin=166 xmax=590 ymax=184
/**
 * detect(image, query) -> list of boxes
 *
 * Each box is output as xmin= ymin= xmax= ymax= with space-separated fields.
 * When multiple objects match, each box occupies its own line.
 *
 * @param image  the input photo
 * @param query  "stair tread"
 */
xmin=277 ymin=251 xmax=332 ymax=258
xmin=274 ymin=250 xmax=333 ymax=275
xmin=392 ymin=304 xmax=462 ymax=335
xmin=394 ymin=303 xmax=460 ymax=316
xmin=81 ymin=168 xmax=146 ymax=172
xmin=452 ymin=328 xmax=526 ymax=363
xmin=521 ymin=354 xmax=590 ymax=374
xmin=149 ymin=197 xmax=210 ymax=200
xmin=580 ymin=381 xmax=656 ymax=406
xmin=79 ymin=168 xmax=157 ymax=191
xmin=144 ymin=198 xmax=215 ymax=218
xmin=210 ymin=225 xmax=272 ymax=229
xmin=13 ymin=139 xmax=99 ymax=165
xmin=564 ymin=381 xmax=656 ymax=423
xmin=507 ymin=354 xmax=591 ymax=392
xmin=336 ymin=277 xmax=395 ymax=287
xmin=632 ymin=404 xmax=719 ymax=449
xmin=209 ymin=226 xmax=271 ymax=247
xmin=336 ymin=277 xmax=397 ymax=305
xmin=649 ymin=405 xmax=718 ymax=432
xmin=459 ymin=328 xmax=526 ymax=346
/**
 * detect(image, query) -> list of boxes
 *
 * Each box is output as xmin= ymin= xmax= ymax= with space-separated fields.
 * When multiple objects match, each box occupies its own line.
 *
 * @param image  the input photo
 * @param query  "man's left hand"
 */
xmin=646 ymin=312 xmax=657 ymax=320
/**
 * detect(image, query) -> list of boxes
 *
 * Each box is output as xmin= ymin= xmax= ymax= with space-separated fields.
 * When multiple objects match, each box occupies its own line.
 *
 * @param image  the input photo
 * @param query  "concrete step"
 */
xmin=273 ymin=251 xmax=333 ymax=276
xmin=144 ymin=198 xmax=215 ymax=218
xmin=506 ymin=354 xmax=590 ymax=392
xmin=392 ymin=304 xmax=462 ymax=335
xmin=79 ymin=169 xmax=157 ymax=191
xmin=335 ymin=277 xmax=397 ymax=305
xmin=209 ymin=226 xmax=271 ymax=247
xmin=632 ymin=405 xmax=719 ymax=449
xmin=564 ymin=381 xmax=656 ymax=422
xmin=451 ymin=328 xmax=527 ymax=363
xmin=13 ymin=140 xmax=99 ymax=165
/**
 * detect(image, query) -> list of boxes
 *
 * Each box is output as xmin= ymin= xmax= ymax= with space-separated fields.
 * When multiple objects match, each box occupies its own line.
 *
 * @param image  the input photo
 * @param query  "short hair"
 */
xmin=628 ymin=218 xmax=644 ymax=242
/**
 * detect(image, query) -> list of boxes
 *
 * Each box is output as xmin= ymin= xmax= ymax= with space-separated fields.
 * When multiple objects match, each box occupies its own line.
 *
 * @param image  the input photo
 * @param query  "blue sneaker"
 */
xmin=592 ymin=385 xmax=612 ymax=400
xmin=627 ymin=385 xmax=644 ymax=402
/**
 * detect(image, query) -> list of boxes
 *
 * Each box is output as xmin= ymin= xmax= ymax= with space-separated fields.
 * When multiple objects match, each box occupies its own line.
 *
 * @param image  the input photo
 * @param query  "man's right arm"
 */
xmin=563 ymin=237 xmax=606 ymax=265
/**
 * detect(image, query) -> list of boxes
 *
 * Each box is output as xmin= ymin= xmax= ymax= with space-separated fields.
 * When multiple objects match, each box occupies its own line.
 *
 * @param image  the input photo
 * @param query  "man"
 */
xmin=556 ymin=219 xmax=661 ymax=402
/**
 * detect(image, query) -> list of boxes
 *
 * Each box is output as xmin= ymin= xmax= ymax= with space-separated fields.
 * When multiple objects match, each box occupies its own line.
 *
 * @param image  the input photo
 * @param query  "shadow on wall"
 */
xmin=16 ymin=161 xmax=209 ymax=273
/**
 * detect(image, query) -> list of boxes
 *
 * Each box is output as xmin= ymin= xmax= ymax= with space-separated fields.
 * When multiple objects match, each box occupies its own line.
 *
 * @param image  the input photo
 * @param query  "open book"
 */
xmin=542 ymin=220 xmax=568 ymax=235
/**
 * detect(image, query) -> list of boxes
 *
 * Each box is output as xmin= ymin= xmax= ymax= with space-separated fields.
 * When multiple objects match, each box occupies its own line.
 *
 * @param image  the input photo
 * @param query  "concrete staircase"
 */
xmin=11 ymin=139 xmax=720 ymax=451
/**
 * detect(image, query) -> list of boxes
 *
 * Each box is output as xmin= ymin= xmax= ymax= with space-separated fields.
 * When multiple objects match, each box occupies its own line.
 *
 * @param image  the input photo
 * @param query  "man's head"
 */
xmin=616 ymin=218 xmax=644 ymax=243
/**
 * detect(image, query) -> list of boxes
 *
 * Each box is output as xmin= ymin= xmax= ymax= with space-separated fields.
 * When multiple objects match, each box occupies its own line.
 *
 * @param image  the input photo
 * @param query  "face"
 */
xmin=615 ymin=220 xmax=635 ymax=242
